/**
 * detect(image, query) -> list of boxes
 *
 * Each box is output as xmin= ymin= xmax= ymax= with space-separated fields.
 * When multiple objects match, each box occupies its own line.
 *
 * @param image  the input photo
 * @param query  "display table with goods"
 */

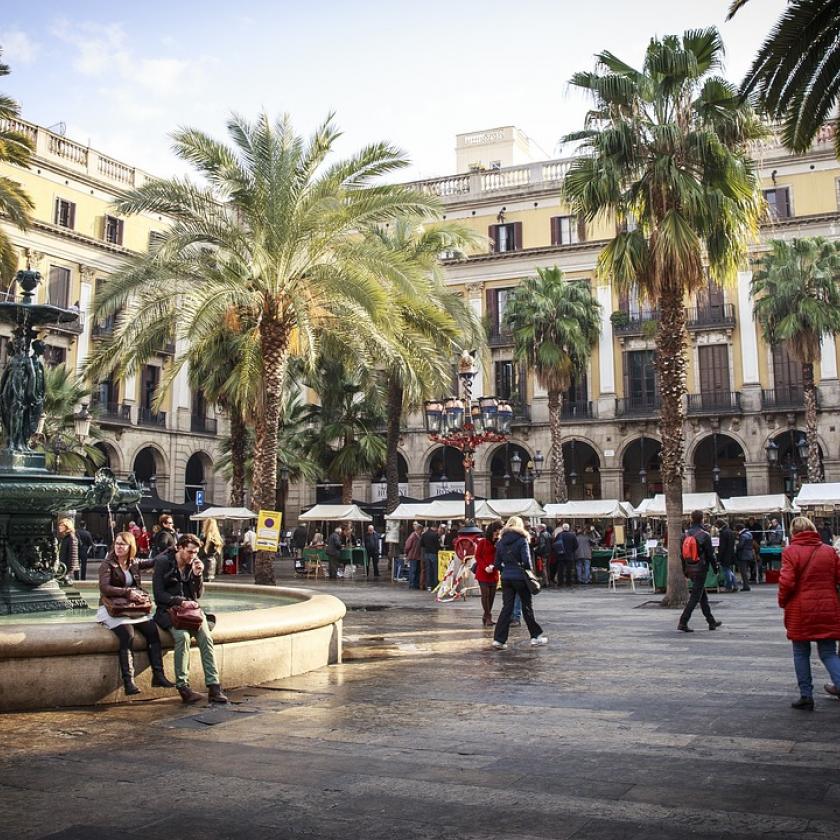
xmin=340 ymin=546 xmax=368 ymax=576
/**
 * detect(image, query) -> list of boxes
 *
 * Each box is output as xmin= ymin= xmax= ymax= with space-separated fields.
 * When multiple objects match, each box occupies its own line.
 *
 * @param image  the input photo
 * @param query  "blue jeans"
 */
xmin=792 ymin=639 xmax=840 ymax=698
xmin=576 ymin=558 xmax=591 ymax=584
xmin=408 ymin=558 xmax=420 ymax=589
xmin=721 ymin=564 xmax=737 ymax=591
xmin=423 ymin=551 xmax=438 ymax=589
xmin=512 ymin=594 xmax=522 ymax=621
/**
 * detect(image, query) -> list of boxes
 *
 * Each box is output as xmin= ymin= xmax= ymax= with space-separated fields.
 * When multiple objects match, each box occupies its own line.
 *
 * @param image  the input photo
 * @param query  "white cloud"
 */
xmin=0 ymin=29 xmax=38 ymax=65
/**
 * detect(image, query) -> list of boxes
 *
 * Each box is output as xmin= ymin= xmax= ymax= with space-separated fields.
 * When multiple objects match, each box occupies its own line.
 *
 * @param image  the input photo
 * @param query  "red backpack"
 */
xmin=682 ymin=533 xmax=700 ymax=567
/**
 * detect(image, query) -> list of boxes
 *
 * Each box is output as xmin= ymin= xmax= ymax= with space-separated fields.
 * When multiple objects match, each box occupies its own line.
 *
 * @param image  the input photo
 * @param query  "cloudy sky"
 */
xmin=1 ymin=0 xmax=787 ymax=181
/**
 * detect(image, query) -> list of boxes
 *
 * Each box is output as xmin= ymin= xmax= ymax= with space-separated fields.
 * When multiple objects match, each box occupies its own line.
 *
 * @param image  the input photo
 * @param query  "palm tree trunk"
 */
xmin=656 ymin=284 xmax=688 ymax=608
xmin=802 ymin=361 xmax=822 ymax=482
xmin=341 ymin=475 xmax=354 ymax=505
xmin=251 ymin=319 xmax=289 ymax=586
xmin=227 ymin=407 xmax=247 ymax=507
xmin=385 ymin=376 xmax=403 ymax=514
xmin=547 ymin=390 xmax=567 ymax=503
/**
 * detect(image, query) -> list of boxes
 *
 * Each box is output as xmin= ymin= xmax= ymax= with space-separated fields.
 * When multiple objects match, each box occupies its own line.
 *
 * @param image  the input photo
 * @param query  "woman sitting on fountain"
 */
xmin=97 ymin=531 xmax=176 ymax=695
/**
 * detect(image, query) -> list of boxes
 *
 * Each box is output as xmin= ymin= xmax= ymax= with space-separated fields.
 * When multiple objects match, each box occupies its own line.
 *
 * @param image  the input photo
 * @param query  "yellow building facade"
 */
xmin=0 ymin=118 xmax=225 ymax=508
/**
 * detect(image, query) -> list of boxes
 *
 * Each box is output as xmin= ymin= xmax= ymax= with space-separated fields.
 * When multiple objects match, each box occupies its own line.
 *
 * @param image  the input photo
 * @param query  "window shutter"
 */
xmin=488 ymin=225 xmax=497 ymax=253
xmin=780 ymin=188 xmax=791 ymax=219
xmin=577 ymin=215 xmax=587 ymax=243
xmin=68 ymin=202 xmax=76 ymax=229
xmin=518 ymin=363 xmax=528 ymax=405
xmin=116 ymin=219 xmax=124 ymax=246
xmin=486 ymin=288 xmax=499 ymax=331
xmin=550 ymin=217 xmax=559 ymax=246
xmin=54 ymin=198 xmax=60 ymax=225
xmin=512 ymin=222 xmax=523 ymax=251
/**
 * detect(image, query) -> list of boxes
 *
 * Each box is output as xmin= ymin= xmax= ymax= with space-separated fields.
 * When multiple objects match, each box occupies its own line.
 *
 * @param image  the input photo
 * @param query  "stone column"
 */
xmin=74 ymin=265 xmax=94 ymax=376
xmin=744 ymin=461 xmax=770 ymax=495
xmin=737 ymin=271 xmax=763 ymax=411
xmin=683 ymin=466 xmax=696 ymax=494
xmin=600 ymin=467 xmax=622 ymax=499
xmin=818 ymin=334 xmax=840 ymax=408
xmin=172 ymin=339 xmax=192 ymax=432
xmin=465 ymin=280 xmax=484 ymax=398
xmin=596 ymin=285 xmax=616 ymax=418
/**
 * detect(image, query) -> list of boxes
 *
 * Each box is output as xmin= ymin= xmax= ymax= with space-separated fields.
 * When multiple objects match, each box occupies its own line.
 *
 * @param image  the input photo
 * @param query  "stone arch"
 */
xmin=370 ymin=452 xmax=410 ymax=501
xmin=93 ymin=440 xmax=123 ymax=475
xmin=621 ymin=436 xmax=663 ymax=506
xmin=476 ymin=438 xmax=534 ymax=474
xmin=692 ymin=433 xmax=747 ymax=497
xmin=487 ymin=441 xmax=534 ymax=499
xmin=183 ymin=450 xmax=214 ymax=504
xmin=130 ymin=443 xmax=169 ymax=485
xmin=684 ymin=428 xmax=750 ymax=466
xmin=562 ymin=438 xmax=602 ymax=501
xmin=764 ymin=429 xmax=826 ymax=496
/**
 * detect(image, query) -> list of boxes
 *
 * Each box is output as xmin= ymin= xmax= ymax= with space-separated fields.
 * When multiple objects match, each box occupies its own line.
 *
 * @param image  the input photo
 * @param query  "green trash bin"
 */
xmin=652 ymin=550 xmax=668 ymax=592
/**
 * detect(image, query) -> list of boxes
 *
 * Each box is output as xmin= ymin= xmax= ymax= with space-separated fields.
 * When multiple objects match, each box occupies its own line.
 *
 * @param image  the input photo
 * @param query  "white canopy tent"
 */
xmin=298 ymin=504 xmax=372 ymax=523
xmin=479 ymin=498 xmax=546 ymax=520
xmin=386 ymin=503 xmax=431 ymax=522
xmin=794 ymin=483 xmax=840 ymax=509
xmin=190 ymin=506 xmax=258 ymax=521
xmin=722 ymin=495 xmax=799 ymax=515
xmin=544 ymin=500 xmax=633 ymax=520
xmin=639 ymin=492 xmax=723 ymax=517
xmin=386 ymin=498 xmax=544 ymax=523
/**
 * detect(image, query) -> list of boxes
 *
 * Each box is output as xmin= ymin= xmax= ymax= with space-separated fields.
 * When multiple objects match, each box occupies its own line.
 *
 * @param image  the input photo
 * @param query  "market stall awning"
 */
xmin=722 ymin=495 xmax=798 ymax=515
xmin=190 ymin=506 xmax=258 ymax=521
xmin=386 ymin=503 xmax=432 ymax=521
xmin=794 ymin=483 xmax=840 ymax=508
xmin=639 ymin=492 xmax=723 ymax=517
xmin=298 ymin=504 xmax=372 ymax=523
xmin=544 ymin=500 xmax=632 ymax=519
xmin=478 ymin=498 xmax=545 ymax=520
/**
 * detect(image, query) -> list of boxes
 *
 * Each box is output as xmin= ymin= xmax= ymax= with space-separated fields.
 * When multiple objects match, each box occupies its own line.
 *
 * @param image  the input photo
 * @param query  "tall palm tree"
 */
xmin=563 ymin=29 xmax=764 ymax=606
xmin=0 ymin=50 xmax=35 ymax=282
xmin=367 ymin=217 xmax=485 ymax=513
xmin=751 ymin=237 xmax=840 ymax=482
xmin=503 ymin=268 xmax=601 ymax=503
xmin=87 ymin=112 xmax=437 ymax=584
xmin=729 ymin=1 xmax=840 ymax=156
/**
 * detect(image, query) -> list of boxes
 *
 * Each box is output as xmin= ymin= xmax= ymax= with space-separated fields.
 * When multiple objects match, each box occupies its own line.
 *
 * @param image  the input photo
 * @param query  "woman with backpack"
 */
xmin=490 ymin=516 xmax=547 ymax=650
xmin=778 ymin=516 xmax=840 ymax=710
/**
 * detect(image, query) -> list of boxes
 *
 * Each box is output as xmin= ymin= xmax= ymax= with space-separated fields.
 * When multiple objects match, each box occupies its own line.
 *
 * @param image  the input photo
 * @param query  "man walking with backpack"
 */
xmin=678 ymin=510 xmax=722 ymax=633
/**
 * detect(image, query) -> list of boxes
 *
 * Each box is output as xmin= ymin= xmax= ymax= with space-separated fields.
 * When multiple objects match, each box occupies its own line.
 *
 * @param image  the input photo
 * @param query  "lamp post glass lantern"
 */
xmin=425 ymin=351 xmax=510 ymax=539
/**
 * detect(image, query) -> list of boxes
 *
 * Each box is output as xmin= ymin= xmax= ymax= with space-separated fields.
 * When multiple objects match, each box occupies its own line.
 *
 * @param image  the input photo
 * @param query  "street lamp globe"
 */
xmin=73 ymin=403 xmax=92 ymax=441
xmin=510 ymin=450 xmax=522 ymax=475
xmin=478 ymin=397 xmax=498 ymax=431
xmin=765 ymin=439 xmax=780 ymax=465
xmin=424 ymin=401 xmax=443 ymax=434
xmin=496 ymin=401 xmax=513 ymax=434
xmin=444 ymin=398 xmax=465 ymax=432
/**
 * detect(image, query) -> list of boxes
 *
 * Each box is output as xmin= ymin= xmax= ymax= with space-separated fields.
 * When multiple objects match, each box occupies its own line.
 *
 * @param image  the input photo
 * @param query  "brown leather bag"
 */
xmin=102 ymin=590 xmax=152 ymax=618
xmin=169 ymin=602 xmax=205 ymax=631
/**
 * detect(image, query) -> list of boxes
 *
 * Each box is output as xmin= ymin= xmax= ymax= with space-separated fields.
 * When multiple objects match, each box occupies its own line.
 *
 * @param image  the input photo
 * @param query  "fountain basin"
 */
xmin=0 ymin=582 xmax=345 ymax=711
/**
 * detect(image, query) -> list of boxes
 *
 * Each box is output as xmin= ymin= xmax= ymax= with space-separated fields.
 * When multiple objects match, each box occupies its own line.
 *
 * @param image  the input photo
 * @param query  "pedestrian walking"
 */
xmin=716 ymin=518 xmax=737 ymax=592
xmin=778 ymin=516 xmax=840 ymax=710
xmin=57 ymin=517 xmax=79 ymax=585
xmin=404 ymin=522 xmax=422 ymax=589
xmin=76 ymin=520 xmax=94 ymax=581
xmin=734 ymin=522 xmax=754 ymax=591
xmin=364 ymin=524 xmax=381 ymax=578
xmin=475 ymin=519 xmax=503 ymax=626
xmin=677 ymin=510 xmax=722 ymax=633
xmin=554 ymin=523 xmax=578 ymax=587
xmin=575 ymin=525 xmax=594 ymax=584
xmin=491 ymin=516 xmax=547 ymax=650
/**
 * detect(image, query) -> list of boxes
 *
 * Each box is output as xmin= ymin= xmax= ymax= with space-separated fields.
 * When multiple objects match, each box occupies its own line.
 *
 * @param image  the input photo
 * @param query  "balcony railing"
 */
xmin=160 ymin=340 xmax=175 ymax=355
xmin=137 ymin=407 xmax=166 ymax=428
xmin=687 ymin=391 xmax=742 ymax=415
xmin=91 ymin=319 xmax=115 ymax=338
xmin=615 ymin=395 xmax=661 ymax=418
xmin=561 ymin=400 xmax=597 ymax=420
xmin=510 ymin=402 xmax=531 ymax=422
xmin=686 ymin=304 xmax=736 ymax=330
xmin=191 ymin=415 xmax=218 ymax=435
xmin=762 ymin=387 xmax=815 ymax=410
xmin=45 ymin=311 xmax=84 ymax=335
xmin=612 ymin=310 xmax=659 ymax=336
xmin=488 ymin=326 xmax=514 ymax=347
xmin=91 ymin=401 xmax=132 ymax=424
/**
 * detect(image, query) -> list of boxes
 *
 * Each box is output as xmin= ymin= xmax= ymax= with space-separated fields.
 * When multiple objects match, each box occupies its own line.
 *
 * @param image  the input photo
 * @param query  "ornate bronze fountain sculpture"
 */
xmin=0 ymin=268 xmax=140 ymax=614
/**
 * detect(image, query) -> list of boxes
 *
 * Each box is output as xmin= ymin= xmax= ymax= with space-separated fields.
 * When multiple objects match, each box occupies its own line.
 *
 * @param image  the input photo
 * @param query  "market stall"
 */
xmin=298 ymin=504 xmax=372 ymax=576
xmin=189 ymin=506 xmax=259 ymax=574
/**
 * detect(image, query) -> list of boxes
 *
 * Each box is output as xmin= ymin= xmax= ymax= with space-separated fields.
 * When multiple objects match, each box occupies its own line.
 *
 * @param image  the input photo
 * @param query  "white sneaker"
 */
xmin=530 ymin=635 xmax=548 ymax=646
xmin=491 ymin=641 xmax=507 ymax=650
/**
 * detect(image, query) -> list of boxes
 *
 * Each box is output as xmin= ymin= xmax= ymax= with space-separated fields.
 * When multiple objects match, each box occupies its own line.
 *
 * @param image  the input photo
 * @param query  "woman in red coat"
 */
xmin=778 ymin=516 xmax=840 ymax=710
xmin=475 ymin=519 xmax=503 ymax=626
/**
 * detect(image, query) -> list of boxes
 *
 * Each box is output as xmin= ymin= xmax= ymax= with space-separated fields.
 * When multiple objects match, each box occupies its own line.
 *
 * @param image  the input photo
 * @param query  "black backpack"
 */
xmin=552 ymin=534 xmax=565 ymax=557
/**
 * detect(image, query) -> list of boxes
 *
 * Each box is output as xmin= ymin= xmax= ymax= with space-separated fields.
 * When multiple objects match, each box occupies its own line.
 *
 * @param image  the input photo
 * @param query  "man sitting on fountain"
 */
xmin=152 ymin=533 xmax=228 ymax=704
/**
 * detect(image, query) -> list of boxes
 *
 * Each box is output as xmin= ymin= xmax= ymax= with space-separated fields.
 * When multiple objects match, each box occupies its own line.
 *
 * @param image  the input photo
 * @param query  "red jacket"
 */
xmin=474 ymin=537 xmax=499 ymax=584
xmin=778 ymin=530 xmax=840 ymax=641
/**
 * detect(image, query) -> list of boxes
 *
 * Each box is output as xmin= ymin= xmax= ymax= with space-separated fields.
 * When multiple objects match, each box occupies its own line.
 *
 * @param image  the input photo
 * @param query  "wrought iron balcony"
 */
xmin=91 ymin=400 xmax=132 ymax=425
xmin=686 ymin=304 xmax=736 ymax=330
xmin=561 ymin=400 xmax=597 ymax=420
xmin=91 ymin=319 xmax=115 ymax=338
xmin=612 ymin=309 xmax=659 ymax=336
xmin=137 ymin=407 xmax=166 ymax=428
xmin=762 ymin=387 xmax=814 ymax=410
xmin=686 ymin=391 xmax=742 ymax=415
xmin=615 ymin=395 xmax=661 ymax=418
xmin=45 ymin=311 xmax=84 ymax=336
xmin=488 ymin=326 xmax=514 ymax=347
xmin=191 ymin=415 xmax=218 ymax=435
xmin=510 ymin=402 xmax=531 ymax=423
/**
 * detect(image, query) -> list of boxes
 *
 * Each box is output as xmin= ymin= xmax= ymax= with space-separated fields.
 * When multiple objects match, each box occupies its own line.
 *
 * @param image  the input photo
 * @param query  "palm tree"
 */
xmin=729 ymin=1 xmax=840 ymax=156
xmin=367 ymin=217 xmax=485 ymax=513
xmin=36 ymin=365 xmax=105 ymax=475
xmin=563 ymin=29 xmax=764 ymax=606
xmin=87 ymin=112 xmax=438 ymax=584
xmin=504 ymin=268 xmax=601 ymax=503
xmin=751 ymin=237 xmax=840 ymax=482
xmin=0 ymin=50 xmax=35 ymax=282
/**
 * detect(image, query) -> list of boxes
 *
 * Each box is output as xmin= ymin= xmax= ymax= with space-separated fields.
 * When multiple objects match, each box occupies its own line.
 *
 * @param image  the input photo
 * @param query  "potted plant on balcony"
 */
xmin=610 ymin=310 xmax=630 ymax=329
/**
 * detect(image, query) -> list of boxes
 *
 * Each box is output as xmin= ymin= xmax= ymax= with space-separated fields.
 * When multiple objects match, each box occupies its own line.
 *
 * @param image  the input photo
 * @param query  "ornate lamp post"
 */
xmin=424 ymin=351 xmax=512 ymax=546
xmin=766 ymin=431 xmax=808 ymax=495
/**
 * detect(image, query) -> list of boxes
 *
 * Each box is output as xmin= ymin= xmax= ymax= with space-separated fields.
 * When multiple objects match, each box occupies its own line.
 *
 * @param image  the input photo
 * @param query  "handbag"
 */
xmin=169 ymin=602 xmax=205 ymax=631
xmin=523 ymin=567 xmax=542 ymax=596
xmin=103 ymin=589 xmax=152 ymax=618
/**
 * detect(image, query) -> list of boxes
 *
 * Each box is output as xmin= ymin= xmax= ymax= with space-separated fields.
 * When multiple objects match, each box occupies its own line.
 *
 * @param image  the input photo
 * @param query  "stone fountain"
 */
xmin=0 ymin=268 xmax=140 ymax=615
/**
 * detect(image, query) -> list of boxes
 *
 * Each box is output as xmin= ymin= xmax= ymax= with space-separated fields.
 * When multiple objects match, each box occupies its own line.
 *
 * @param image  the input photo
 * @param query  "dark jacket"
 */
xmin=152 ymin=527 xmax=177 ymax=556
xmin=98 ymin=554 xmax=155 ymax=605
xmin=326 ymin=531 xmax=343 ymax=558
xmin=494 ymin=529 xmax=532 ymax=581
xmin=736 ymin=529 xmax=755 ymax=563
xmin=364 ymin=530 xmax=381 ymax=560
xmin=559 ymin=530 xmax=579 ymax=560
xmin=420 ymin=529 xmax=440 ymax=554
xmin=292 ymin=525 xmax=308 ymax=550
xmin=76 ymin=527 xmax=94 ymax=562
xmin=682 ymin=525 xmax=716 ymax=577
xmin=717 ymin=525 xmax=735 ymax=566
xmin=779 ymin=530 xmax=840 ymax=640
xmin=819 ymin=524 xmax=834 ymax=546
xmin=59 ymin=532 xmax=79 ymax=575
xmin=152 ymin=549 xmax=205 ymax=630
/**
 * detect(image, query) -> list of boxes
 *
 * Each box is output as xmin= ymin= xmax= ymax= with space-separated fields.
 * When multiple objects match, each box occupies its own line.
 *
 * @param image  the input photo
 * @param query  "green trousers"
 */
xmin=170 ymin=619 xmax=220 ymax=688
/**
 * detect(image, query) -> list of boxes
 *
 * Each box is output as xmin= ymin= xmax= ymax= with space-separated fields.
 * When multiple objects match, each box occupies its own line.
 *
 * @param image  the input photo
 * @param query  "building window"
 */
xmin=103 ymin=215 xmax=124 ymax=245
xmin=698 ymin=345 xmax=730 ymax=395
xmin=47 ymin=266 xmax=71 ymax=308
xmin=494 ymin=360 xmax=526 ymax=407
xmin=141 ymin=364 xmax=160 ymax=409
xmin=619 ymin=283 xmax=656 ymax=319
xmin=485 ymin=287 xmax=515 ymax=342
xmin=764 ymin=187 xmax=791 ymax=220
xmin=772 ymin=341 xmax=803 ymax=399
xmin=489 ymin=222 xmax=522 ymax=253
xmin=54 ymin=198 xmax=76 ymax=229
xmin=624 ymin=349 xmax=658 ymax=408
xmin=44 ymin=345 xmax=67 ymax=368
xmin=550 ymin=215 xmax=581 ymax=246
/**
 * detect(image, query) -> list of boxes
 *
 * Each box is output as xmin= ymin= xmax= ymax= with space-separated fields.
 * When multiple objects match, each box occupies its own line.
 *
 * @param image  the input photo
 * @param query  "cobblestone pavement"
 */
xmin=2 ymin=571 xmax=840 ymax=839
